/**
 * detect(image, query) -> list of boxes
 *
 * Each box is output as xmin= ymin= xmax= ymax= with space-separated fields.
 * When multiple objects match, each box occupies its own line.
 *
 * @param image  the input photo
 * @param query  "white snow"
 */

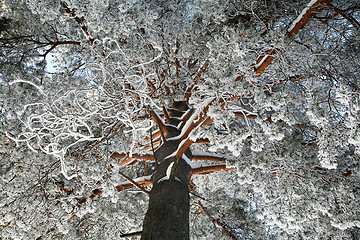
xmin=168 ymin=110 xmax=200 ymax=141
xmin=158 ymin=162 xmax=174 ymax=183
xmin=253 ymin=55 xmax=270 ymax=70
xmin=191 ymin=150 xmax=226 ymax=158
xmin=166 ymin=162 xmax=174 ymax=178
xmin=9 ymin=79 xmax=45 ymax=95
xmin=168 ymin=97 xmax=214 ymax=141
xmin=165 ymin=137 xmax=192 ymax=161
xmin=182 ymin=153 xmax=199 ymax=168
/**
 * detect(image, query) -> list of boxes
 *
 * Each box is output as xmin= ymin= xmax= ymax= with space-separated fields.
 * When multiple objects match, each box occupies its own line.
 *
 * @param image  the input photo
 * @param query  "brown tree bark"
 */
xmin=141 ymin=102 xmax=194 ymax=240
xmin=141 ymin=141 xmax=192 ymax=240
xmin=140 ymin=100 xmax=235 ymax=239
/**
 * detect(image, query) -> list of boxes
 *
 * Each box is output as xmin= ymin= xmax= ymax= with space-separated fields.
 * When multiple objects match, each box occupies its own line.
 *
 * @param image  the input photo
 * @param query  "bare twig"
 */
xmin=328 ymin=4 xmax=360 ymax=30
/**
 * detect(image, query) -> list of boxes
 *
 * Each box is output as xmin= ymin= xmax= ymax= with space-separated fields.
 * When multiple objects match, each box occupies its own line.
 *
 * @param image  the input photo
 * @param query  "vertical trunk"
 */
xmin=142 ymin=101 xmax=193 ymax=239
xmin=141 ymin=146 xmax=192 ymax=239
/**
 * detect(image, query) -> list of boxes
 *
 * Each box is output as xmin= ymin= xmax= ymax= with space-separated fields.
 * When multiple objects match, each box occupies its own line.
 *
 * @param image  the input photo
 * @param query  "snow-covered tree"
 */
xmin=1 ymin=0 xmax=359 ymax=239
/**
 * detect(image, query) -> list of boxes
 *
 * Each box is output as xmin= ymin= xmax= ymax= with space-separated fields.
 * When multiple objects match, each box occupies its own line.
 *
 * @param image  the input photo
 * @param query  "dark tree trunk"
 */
xmin=141 ymin=161 xmax=191 ymax=239
xmin=141 ymin=101 xmax=194 ymax=239
xmin=141 ymin=157 xmax=192 ymax=240
xmin=141 ymin=136 xmax=192 ymax=239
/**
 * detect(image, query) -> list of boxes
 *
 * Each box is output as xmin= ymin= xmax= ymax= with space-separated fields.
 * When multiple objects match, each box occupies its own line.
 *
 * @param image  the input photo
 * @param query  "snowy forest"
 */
xmin=0 ymin=0 xmax=359 ymax=239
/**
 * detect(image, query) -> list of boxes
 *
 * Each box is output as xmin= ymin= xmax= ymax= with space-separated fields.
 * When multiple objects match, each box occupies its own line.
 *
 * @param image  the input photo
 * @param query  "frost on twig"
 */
xmin=9 ymin=36 xmax=163 ymax=180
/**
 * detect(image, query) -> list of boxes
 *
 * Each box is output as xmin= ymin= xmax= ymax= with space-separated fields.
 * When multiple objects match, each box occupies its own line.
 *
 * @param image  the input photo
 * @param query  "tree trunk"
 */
xmin=141 ymin=101 xmax=194 ymax=239
xmin=141 ymin=141 xmax=192 ymax=239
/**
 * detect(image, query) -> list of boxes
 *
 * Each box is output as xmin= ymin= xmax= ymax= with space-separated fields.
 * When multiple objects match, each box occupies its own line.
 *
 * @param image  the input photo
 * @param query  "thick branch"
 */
xmin=111 ymin=153 xmax=155 ymax=166
xmin=175 ymin=138 xmax=194 ymax=159
xmin=121 ymin=231 xmax=143 ymax=238
xmin=162 ymin=106 xmax=171 ymax=124
xmin=243 ymin=0 xmax=332 ymax=77
xmin=89 ymin=189 xmax=103 ymax=199
xmin=173 ymin=102 xmax=214 ymax=159
xmin=146 ymin=78 xmax=157 ymax=93
xmin=192 ymin=155 xmax=226 ymax=163
xmin=178 ymin=99 xmax=215 ymax=142
xmin=254 ymin=49 xmax=277 ymax=76
xmin=177 ymin=108 xmax=195 ymax=130
xmin=143 ymin=140 xmax=161 ymax=151
xmin=234 ymin=112 xmax=257 ymax=119
xmin=58 ymin=184 xmax=74 ymax=194
xmin=118 ymin=172 xmax=150 ymax=195
xmin=116 ymin=179 xmax=152 ymax=192
xmin=41 ymin=40 xmax=80 ymax=58
xmin=287 ymin=0 xmax=332 ymax=38
xmin=146 ymin=130 xmax=161 ymax=141
xmin=191 ymin=165 xmax=236 ymax=175
xmin=148 ymin=108 xmax=168 ymax=142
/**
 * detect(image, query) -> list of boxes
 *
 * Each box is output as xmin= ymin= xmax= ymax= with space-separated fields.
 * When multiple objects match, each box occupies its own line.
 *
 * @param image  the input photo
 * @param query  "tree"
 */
xmin=1 ymin=0 xmax=360 ymax=239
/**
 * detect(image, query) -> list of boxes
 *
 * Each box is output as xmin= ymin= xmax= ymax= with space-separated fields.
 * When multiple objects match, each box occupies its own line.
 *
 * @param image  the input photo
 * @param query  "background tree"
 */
xmin=1 ymin=0 xmax=360 ymax=239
